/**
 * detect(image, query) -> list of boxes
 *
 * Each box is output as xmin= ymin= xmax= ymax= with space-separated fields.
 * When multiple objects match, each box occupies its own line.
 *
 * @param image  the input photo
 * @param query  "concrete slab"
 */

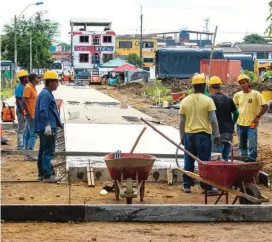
xmin=2 ymin=205 xmax=272 ymax=222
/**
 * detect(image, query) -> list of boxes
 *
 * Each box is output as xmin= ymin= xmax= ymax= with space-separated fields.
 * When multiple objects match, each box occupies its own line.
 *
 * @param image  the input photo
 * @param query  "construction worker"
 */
xmin=233 ymin=74 xmax=268 ymax=162
xmin=23 ymin=72 xmax=39 ymax=161
xmin=209 ymin=76 xmax=239 ymax=161
xmin=179 ymin=74 xmax=220 ymax=193
xmin=70 ymin=72 xmax=75 ymax=82
xmin=15 ymin=70 xmax=29 ymax=150
xmin=34 ymin=71 xmax=63 ymax=182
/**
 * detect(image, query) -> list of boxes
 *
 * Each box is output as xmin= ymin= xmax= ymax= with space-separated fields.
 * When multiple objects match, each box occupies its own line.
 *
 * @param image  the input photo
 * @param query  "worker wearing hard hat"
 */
xmin=34 ymin=71 xmax=63 ymax=182
xmin=233 ymin=74 xmax=268 ymax=162
xmin=179 ymin=74 xmax=220 ymax=193
xmin=209 ymin=76 xmax=239 ymax=161
xmin=15 ymin=70 xmax=29 ymax=150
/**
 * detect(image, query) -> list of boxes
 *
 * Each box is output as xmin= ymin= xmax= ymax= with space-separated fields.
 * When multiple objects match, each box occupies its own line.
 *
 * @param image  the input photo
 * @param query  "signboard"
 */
xmin=74 ymin=46 xmax=114 ymax=52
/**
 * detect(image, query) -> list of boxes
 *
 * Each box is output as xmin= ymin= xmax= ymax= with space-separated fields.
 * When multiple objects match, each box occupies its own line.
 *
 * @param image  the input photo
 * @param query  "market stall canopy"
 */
xmin=100 ymin=58 xmax=127 ymax=68
xmin=112 ymin=63 xmax=138 ymax=72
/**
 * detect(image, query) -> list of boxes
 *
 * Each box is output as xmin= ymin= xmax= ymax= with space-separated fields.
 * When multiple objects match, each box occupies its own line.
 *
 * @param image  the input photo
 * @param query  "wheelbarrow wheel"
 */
xmin=140 ymin=180 xmax=145 ymax=201
xmin=114 ymin=180 xmax=119 ymax=201
xmin=126 ymin=178 xmax=133 ymax=204
xmin=239 ymin=183 xmax=261 ymax=205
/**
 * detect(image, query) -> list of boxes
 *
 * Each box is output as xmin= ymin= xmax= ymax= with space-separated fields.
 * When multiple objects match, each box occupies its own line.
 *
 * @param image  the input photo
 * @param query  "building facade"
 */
xmin=70 ymin=20 xmax=116 ymax=72
xmin=115 ymin=37 xmax=157 ymax=70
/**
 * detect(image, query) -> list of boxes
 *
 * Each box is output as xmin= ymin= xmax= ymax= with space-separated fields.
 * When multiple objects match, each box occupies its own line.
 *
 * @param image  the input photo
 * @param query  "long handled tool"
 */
xmin=140 ymin=118 xmax=201 ymax=162
xmin=130 ymin=127 xmax=147 ymax=153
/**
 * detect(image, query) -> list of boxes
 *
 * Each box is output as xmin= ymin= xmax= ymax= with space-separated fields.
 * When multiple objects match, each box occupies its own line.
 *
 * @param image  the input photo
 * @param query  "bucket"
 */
xmin=1 ymin=103 xmax=15 ymax=122
xmin=261 ymin=91 xmax=272 ymax=102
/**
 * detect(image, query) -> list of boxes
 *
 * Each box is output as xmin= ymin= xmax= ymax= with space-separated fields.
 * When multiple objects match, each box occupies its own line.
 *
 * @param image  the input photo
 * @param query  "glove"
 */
xmin=44 ymin=125 xmax=52 ymax=136
xmin=214 ymin=137 xmax=221 ymax=147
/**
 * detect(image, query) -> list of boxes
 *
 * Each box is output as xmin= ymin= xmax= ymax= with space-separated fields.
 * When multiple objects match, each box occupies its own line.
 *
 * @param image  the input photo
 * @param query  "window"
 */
xmin=143 ymin=58 xmax=154 ymax=63
xmin=92 ymin=53 xmax=100 ymax=64
xmin=93 ymin=37 xmax=100 ymax=45
xmin=79 ymin=54 xmax=89 ymax=63
xmin=79 ymin=36 xmax=89 ymax=43
xmin=103 ymin=54 xmax=113 ymax=63
xmin=103 ymin=36 xmax=112 ymax=43
xmin=119 ymin=41 xmax=132 ymax=48
xmin=257 ymin=52 xmax=268 ymax=59
xmin=142 ymin=42 xmax=154 ymax=48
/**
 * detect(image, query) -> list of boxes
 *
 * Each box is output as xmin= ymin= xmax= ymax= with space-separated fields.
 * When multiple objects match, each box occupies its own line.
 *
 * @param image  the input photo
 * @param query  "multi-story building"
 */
xmin=70 ymin=20 xmax=116 ymax=72
xmin=115 ymin=37 xmax=157 ymax=71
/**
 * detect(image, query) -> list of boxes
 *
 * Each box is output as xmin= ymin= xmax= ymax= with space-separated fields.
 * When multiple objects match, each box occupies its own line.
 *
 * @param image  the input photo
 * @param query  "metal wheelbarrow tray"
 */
xmin=104 ymin=153 xmax=156 ymax=204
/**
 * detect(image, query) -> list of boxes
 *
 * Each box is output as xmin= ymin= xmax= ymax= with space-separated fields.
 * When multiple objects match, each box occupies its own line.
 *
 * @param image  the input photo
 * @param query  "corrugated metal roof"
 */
xmin=100 ymin=58 xmax=127 ymax=68
xmin=235 ymin=44 xmax=272 ymax=52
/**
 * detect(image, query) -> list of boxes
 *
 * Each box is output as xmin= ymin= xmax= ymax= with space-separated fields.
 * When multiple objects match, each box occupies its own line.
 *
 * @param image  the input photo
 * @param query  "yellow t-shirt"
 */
xmin=23 ymin=83 xmax=37 ymax=117
xmin=179 ymin=93 xmax=216 ymax=134
xmin=233 ymin=90 xmax=267 ymax=126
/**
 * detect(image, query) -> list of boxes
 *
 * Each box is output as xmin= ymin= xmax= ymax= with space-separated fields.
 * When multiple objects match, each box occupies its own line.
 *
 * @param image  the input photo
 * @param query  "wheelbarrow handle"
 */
xmin=140 ymin=118 xmax=202 ymax=163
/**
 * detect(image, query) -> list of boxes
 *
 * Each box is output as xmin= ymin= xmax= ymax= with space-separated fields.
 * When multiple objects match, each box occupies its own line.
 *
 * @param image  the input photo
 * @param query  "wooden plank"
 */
xmin=176 ymin=168 xmax=269 ymax=204
xmin=166 ymin=168 xmax=173 ymax=185
xmin=86 ymin=167 xmax=92 ymax=187
xmin=90 ymin=167 xmax=95 ymax=187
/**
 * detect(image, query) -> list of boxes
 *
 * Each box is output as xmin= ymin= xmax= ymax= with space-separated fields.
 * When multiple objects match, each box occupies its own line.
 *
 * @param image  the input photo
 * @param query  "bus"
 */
xmin=1 ymin=60 xmax=17 ymax=87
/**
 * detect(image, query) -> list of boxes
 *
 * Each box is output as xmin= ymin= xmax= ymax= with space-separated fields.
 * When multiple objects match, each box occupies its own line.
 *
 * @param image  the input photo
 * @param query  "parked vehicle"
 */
xmin=75 ymin=71 xmax=91 ymax=80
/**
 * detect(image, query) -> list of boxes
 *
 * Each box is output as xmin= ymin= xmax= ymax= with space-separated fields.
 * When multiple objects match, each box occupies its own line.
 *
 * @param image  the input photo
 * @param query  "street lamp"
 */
xmin=14 ymin=1 xmax=44 ymax=67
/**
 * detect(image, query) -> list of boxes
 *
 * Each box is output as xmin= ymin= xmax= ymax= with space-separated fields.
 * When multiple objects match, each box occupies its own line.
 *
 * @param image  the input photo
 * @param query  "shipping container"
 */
xmin=200 ymin=59 xmax=241 ymax=84
xmin=155 ymin=49 xmax=224 ymax=79
xmin=224 ymin=54 xmax=253 ymax=71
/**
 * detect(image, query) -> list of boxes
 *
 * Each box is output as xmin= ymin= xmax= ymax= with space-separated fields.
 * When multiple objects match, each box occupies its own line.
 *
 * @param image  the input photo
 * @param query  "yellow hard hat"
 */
xmin=191 ymin=74 xmax=206 ymax=85
xmin=237 ymin=74 xmax=250 ymax=83
xmin=17 ymin=70 xmax=28 ymax=78
xmin=44 ymin=71 xmax=58 ymax=80
xmin=209 ymin=76 xmax=222 ymax=85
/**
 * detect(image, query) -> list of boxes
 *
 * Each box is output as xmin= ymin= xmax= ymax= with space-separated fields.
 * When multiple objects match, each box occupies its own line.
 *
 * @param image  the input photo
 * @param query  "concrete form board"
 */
xmin=2 ymin=205 xmax=272 ymax=222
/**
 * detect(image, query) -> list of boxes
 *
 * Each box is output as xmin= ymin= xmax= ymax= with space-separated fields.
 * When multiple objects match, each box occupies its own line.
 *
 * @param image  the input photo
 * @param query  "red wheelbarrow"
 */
xmin=104 ymin=153 xmax=156 ymax=204
xmin=141 ymin=118 xmax=269 ymax=205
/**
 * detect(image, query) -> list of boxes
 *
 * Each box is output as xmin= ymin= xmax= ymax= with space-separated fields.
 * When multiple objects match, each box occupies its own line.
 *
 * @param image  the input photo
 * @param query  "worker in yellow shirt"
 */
xmin=233 ymin=74 xmax=268 ymax=162
xmin=179 ymin=74 xmax=220 ymax=193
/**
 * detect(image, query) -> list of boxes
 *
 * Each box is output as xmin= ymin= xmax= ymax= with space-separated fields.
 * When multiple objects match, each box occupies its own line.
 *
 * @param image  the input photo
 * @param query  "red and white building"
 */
xmin=70 ymin=20 xmax=116 ymax=72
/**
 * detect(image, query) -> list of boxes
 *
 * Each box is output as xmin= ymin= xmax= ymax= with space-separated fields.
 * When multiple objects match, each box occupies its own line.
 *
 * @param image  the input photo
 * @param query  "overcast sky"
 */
xmin=0 ymin=0 xmax=270 ymax=44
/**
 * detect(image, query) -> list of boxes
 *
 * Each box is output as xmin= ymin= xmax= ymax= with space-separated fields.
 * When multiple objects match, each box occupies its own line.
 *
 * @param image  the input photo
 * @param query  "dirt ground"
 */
xmin=2 ymin=222 xmax=272 ymax=242
xmin=1 ymin=85 xmax=272 ymax=241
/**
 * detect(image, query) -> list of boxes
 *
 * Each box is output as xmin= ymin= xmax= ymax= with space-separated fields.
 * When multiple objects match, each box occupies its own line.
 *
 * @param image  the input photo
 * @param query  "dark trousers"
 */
xmin=183 ymin=132 xmax=212 ymax=189
xmin=37 ymin=130 xmax=57 ymax=178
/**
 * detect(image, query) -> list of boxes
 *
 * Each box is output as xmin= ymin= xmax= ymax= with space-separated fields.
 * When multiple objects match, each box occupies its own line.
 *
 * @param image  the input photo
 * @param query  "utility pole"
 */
xmin=14 ymin=15 xmax=17 ymax=66
xmin=30 ymin=30 xmax=32 ymax=72
xmin=140 ymin=5 xmax=143 ymax=68
xmin=208 ymin=26 xmax=218 ymax=78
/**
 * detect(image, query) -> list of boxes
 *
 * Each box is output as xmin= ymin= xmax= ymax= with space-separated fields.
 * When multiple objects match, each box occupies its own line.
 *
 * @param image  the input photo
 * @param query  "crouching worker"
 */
xmin=34 ymin=71 xmax=63 ymax=182
xmin=179 ymin=74 xmax=220 ymax=193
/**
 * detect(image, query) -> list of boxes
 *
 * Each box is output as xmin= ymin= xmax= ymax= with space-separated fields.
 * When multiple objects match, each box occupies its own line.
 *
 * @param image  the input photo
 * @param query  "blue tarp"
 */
xmin=224 ymin=54 xmax=254 ymax=71
xmin=156 ymin=49 xmax=224 ymax=79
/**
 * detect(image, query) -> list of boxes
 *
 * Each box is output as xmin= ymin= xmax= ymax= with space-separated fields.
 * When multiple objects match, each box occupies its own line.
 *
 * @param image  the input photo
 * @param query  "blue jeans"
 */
xmin=212 ymin=132 xmax=233 ymax=161
xmin=16 ymin=111 xmax=25 ymax=150
xmin=37 ymin=129 xmax=57 ymax=178
xmin=237 ymin=125 xmax=257 ymax=162
xmin=24 ymin=115 xmax=38 ymax=150
xmin=183 ymin=132 xmax=212 ymax=190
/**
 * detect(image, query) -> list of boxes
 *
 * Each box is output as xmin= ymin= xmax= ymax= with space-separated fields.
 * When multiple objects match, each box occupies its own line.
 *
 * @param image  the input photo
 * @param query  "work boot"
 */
xmin=205 ymin=187 xmax=220 ymax=195
xmin=183 ymin=187 xmax=191 ymax=193
xmin=24 ymin=155 xmax=38 ymax=161
xmin=37 ymin=176 xmax=43 ymax=181
xmin=43 ymin=175 xmax=61 ymax=183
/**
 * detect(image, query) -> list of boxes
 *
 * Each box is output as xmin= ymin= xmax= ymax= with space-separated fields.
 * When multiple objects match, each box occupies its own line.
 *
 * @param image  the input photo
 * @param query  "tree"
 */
xmin=1 ymin=11 xmax=59 ymax=69
xmin=127 ymin=53 xmax=143 ymax=67
xmin=243 ymin=34 xmax=267 ymax=44
xmin=57 ymin=42 xmax=71 ymax=51
xmin=266 ymin=1 xmax=272 ymax=36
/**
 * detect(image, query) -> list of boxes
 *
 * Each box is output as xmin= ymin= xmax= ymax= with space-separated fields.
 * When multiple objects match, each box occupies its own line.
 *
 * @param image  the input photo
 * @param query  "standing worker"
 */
xmin=23 ymin=72 xmax=39 ymax=161
xmin=70 ymin=72 xmax=75 ymax=82
xmin=179 ymin=74 xmax=220 ymax=193
xmin=15 ymin=70 xmax=29 ymax=150
xmin=34 ymin=71 xmax=63 ymax=182
xmin=233 ymin=74 xmax=268 ymax=162
xmin=209 ymin=76 xmax=239 ymax=161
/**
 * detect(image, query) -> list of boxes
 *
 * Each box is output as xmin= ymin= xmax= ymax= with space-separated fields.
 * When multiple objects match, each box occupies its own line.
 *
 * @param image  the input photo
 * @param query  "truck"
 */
xmin=51 ymin=61 xmax=73 ymax=78
xmin=155 ymin=49 xmax=224 ymax=79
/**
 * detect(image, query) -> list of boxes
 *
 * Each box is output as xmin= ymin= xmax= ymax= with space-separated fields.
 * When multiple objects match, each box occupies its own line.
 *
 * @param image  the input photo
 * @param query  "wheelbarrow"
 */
xmin=141 ymin=118 xmax=270 ymax=205
xmin=104 ymin=152 xmax=156 ymax=204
